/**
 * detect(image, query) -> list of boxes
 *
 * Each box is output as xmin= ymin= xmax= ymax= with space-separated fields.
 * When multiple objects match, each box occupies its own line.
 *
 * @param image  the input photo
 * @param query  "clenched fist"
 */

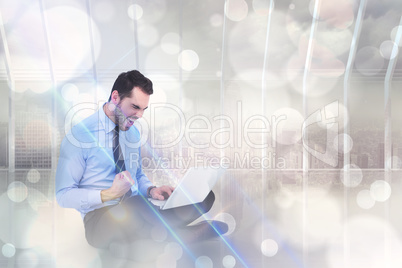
xmin=101 ymin=171 xmax=135 ymax=202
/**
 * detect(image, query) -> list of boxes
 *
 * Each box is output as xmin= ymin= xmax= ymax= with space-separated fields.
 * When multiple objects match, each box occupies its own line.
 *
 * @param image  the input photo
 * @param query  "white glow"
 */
xmin=277 ymin=190 xmax=342 ymax=250
xmin=7 ymin=181 xmax=28 ymax=203
xmin=261 ymin=239 xmax=278 ymax=257
xmin=287 ymin=55 xmax=341 ymax=97
xmin=222 ymin=255 xmax=236 ymax=268
xmin=27 ymin=188 xmax=50 ymax=212
xmin=274 ymin=188 xmax=295 ymax=209
xmin=178 ymin=50 xmax=199 ymax=71
xmin=61 ymin=83 xmax=79 ymax=102
xmin=16 ymin=249 xmax=39 ymax=268
xmin=210 ymin=13 xmax=223 ymax=27
xmin=156 ymin=253 xmax=176 ymax=268
xmin=0 ymin=193 xmax=37 ymax=248
xmin=214 ymin=213 xmax=236 ymax=236
xmin=128 ymin=4 xmax=143 ymax=20
xmin=93 ymin=0 xmax=116 ymax=22
xmin=370 ymin=180 xmax=392 ymax=202
xmin=149 ymin=87 xmax=167 ymax=106
xmin=356 ymin=189 xmax=375 ymax=210
xmin=195 ymin=256 xmax=213 ymax=268
xmin=340 ymin=164 xmax=362 ymax=188
xmin=391 ymin=26 xmax=402 ymax=47
xmin=2 ymin=243 xmax=15 ymax=258
xmin=164 ymin=242 xmax=183 ymax=260
xmin=72 ymin=93 xmax=97 ymax=122
xmin=29 ymin=206 xmax=98 ymax=267
xmin=96 ymin=85 xmax=109 ymax=103
xmin=161 ymin=32 xmax=181 ymax=55
xmin=355 ymin=46 xmax=384 ymax=76
xmin=27 ymin=169 xmax=41 ymax=183
xmin=327 ymin=215 xmax=402 ymax=268
xmin=45 ymin=7 xmax=101 ymax=81
xmin=380 ymin=40 xmax=399 ymax=60
xmin=138 ymin=24 xmax=159 ymax=47
xmin=272 ymin=107 xmax=304 ymax=145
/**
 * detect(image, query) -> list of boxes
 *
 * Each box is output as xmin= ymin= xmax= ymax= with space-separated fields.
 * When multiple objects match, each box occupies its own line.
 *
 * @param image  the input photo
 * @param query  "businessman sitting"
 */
xmin=55 ymin=70 xmax=227 ymax=260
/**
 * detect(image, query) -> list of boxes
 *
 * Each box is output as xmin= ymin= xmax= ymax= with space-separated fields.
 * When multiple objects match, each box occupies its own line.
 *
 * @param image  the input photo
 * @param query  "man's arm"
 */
xmin=55 ymin=136 xmax=103 ymax=210
xmin=135 ymin=147 xmax=154 ymax=196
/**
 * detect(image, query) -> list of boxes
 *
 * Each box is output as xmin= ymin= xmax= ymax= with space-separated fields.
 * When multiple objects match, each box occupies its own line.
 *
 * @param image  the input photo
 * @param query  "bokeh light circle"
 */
xmin=195 ymin=256 xmax=213 ymax=268
xmin=391 ymin=26 xmax=402 ymax=47
xmin=225 ymin=0 xmax=248 ymax=22
xmin=289 ymin=3 xmax=295 ymax=10
xmin=222 ymin=255 xmax=236 ymax=268
xmin=380 ymin=40 xmax=399 ymax=60
xmin=370 ymin=180 xmax=391 ymax=202
xmin=27 ymin=169 xmax=41 ymax=183
xmin=356 ymin=189 xmax=375 ymax=210
xmin=161 ymin=32 xmax=180 ymax=55
xmin=164 ymin=242 xmax=183 ymax=260
xmin=61 ymin=83 xmax=79 ymax=102
xmin=7 ymin=181 xmax=28 ymax=203
xmin=178 ymin=50 xmax=199 ymax=71
xmin=261 ymin=239 xmax=278 ymax=257
xmin=210 ymin=13 xmax=223 ymax=27
xmin=2 ymin=243 xmax=16 ymax=258
xmin=127 ymin=4 xmax=143 ymax=20
xmin=214 ymin=213 xmax=236 ymax=236
xmin=334 ymin=133 xmax=353 ymax=154
xmin=355 ymin=46 xmax=384 ymax=76
xmin=340 ymin=164 xmax=362 ymax=188
xmin=151 ymin=226 xmax=168 ymax=242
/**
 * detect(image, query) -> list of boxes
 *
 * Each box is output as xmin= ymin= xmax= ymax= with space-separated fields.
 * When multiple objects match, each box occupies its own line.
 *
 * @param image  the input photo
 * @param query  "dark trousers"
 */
xmin=84 ymin=191 xmax=215 ymax=249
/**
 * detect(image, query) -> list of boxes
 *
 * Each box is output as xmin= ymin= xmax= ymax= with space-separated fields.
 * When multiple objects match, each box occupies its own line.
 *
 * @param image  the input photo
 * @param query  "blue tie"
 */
xmin=113 ymin=125 xmax=131 ymax=201
xmin=113 ymin=125 xmax=126 ymax=174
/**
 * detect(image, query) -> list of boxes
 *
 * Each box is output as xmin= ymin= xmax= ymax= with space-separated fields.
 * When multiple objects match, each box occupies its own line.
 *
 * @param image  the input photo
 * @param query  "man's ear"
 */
xmin=110 ymin=90 xmax=120 ymax=105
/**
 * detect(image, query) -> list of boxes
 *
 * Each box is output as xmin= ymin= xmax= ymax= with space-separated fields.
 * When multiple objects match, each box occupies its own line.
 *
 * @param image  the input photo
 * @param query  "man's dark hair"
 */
xmin=108 ymin=70 xmax=153 ymax=101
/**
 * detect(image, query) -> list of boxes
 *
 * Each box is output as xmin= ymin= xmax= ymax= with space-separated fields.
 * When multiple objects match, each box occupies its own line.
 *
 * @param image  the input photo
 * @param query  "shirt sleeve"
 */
xmin=135 ymin=147 xmax=153 ymax=196
xmin=55 ymin=135 xmax=103 ymax=210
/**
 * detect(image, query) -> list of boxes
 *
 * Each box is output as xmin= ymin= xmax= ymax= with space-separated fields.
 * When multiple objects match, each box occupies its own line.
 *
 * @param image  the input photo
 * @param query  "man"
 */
xmin=55 ymin=70 xmax=227 ymax=260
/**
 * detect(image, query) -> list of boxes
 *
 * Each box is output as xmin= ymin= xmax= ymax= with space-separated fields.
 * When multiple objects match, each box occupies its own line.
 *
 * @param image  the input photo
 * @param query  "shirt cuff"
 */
xmin=86 ymin=189 xmax=103 ymax=208
xmin=140 ymin=182 xmax=153 ymax=197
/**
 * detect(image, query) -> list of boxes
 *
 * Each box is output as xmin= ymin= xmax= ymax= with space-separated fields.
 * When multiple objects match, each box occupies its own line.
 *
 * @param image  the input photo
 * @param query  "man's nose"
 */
xmin=136 ymin=109 xmax=144 ymax=118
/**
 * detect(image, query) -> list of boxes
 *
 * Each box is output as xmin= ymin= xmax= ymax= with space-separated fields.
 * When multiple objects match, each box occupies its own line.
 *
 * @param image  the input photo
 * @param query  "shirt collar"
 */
xmin=99 ymin=103 xmax=117 ymax=134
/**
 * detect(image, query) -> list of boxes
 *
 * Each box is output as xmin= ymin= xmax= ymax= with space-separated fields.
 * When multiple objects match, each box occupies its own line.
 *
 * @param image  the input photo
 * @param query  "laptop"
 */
xmin=149 ymin=166 xmax=226 ymax=210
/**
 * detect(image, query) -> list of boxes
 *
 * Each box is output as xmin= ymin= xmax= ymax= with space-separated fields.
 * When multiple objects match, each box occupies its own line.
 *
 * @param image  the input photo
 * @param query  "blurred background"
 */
xmin=1 ymin=0 xmax=402 ymax=267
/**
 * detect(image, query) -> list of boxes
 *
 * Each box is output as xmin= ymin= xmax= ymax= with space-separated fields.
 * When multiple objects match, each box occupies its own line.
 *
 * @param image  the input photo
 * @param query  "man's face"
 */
xmin=114 ymin=87 xmax=150 ymax=131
